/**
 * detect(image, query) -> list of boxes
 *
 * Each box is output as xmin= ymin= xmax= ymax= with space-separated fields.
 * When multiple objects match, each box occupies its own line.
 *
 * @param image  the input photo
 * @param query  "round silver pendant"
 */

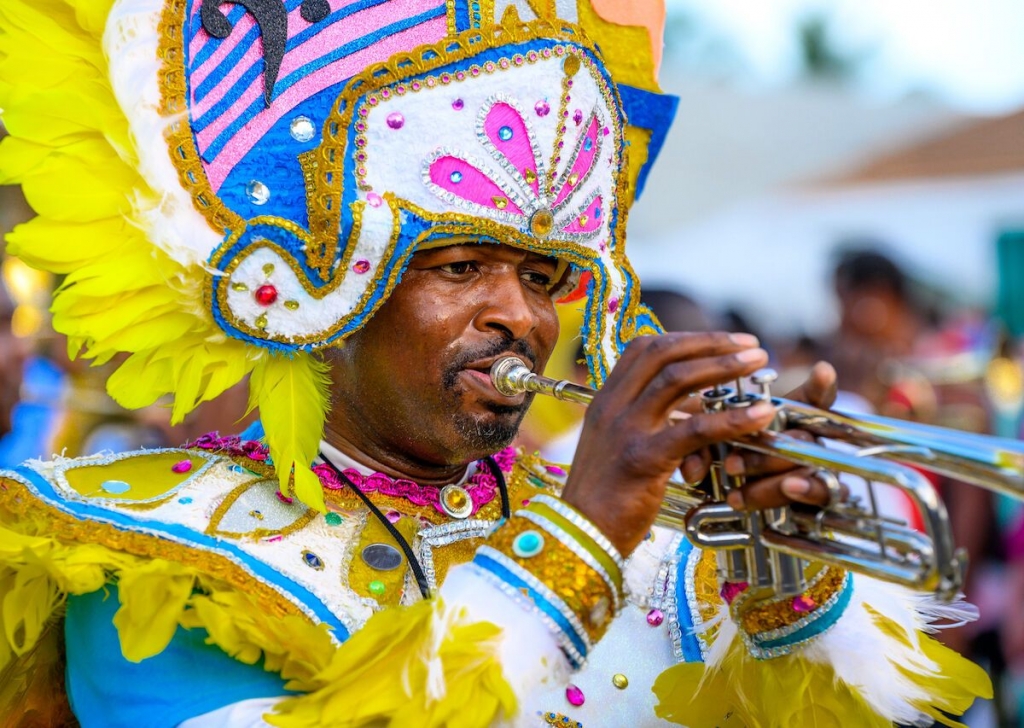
xmin=361 ymin=543 xmax=403 ymax=571
xmin=439 ymin=484 xmax=473 ymax=519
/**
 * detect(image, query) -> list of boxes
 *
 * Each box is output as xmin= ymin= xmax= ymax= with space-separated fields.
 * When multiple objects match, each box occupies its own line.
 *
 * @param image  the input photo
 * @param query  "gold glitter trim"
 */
xmin=692 ymin=549 xmax=723 ymax=646
xmin=157 ymin=0 xmax=243 ymax=234
xmin=736 ymin=566 xmax=848 ymax=635
xmin=489 ymin=514 xmax=614 ymax=643
xmin=0 ymin=474 xmax=308 ymax=622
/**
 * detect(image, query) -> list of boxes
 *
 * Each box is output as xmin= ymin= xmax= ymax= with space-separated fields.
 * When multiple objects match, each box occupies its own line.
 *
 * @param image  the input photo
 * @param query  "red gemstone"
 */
xmin=255 ymin=285 xmax=278 ymax=306
xmin=565 ymin=684 xmax=585 ymax=707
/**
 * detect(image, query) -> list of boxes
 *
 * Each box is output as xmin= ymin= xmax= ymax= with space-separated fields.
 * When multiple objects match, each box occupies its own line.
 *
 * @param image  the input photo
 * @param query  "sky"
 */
xmin=664 ymin=0 xmax=1024 ymax=113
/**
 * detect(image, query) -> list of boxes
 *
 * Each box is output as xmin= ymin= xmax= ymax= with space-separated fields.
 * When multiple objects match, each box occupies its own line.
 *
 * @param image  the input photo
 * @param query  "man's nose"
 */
xmin=474 ymin=272 xmax=537 ymax=341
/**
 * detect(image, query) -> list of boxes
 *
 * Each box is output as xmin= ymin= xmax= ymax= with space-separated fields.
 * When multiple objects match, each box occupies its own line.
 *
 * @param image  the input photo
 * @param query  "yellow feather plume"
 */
xmin=249 ymin=353 xmax=332 ymax=512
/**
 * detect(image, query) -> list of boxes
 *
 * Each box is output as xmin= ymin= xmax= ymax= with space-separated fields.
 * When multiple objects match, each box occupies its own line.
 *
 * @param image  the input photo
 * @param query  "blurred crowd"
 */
xmin=2 ymin=244 xmax=1023 ymax=724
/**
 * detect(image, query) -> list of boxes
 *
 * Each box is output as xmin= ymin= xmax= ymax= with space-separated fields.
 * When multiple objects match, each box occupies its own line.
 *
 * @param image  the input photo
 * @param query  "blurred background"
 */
xmin=1 ymin=1 xmax=1022 ymax=725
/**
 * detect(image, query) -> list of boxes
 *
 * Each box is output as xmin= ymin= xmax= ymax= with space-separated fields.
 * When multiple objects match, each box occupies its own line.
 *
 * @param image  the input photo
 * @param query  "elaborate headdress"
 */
xmin=0 ymin=0 xmax=676 ymax=508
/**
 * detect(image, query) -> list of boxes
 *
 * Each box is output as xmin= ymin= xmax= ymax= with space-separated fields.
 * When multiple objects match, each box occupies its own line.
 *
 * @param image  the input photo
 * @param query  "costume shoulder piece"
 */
xmin=0 ymin=0 xmax=675 ymax=513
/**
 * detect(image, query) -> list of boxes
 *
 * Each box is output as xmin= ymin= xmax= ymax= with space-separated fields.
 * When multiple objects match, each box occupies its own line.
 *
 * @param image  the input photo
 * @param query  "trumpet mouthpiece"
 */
xmin=490 ymin=357 xmax=530 ymax=397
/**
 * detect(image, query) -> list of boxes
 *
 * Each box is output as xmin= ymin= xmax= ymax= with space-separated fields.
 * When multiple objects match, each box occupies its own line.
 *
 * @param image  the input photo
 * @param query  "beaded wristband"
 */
xmin=471 ymin=506 xmax=621 ymax=667
xmin=731 ymin=565 xmax=853 ymax=659
xmin=529 ymin=494 xmax=625 ymax=571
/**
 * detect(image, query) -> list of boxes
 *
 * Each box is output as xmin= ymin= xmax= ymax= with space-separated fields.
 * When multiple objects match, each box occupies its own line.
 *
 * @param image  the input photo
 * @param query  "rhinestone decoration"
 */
xmin=178 ymin=497 xmax=193 ymax=504
xmin=567 ymin=172 xmax=579 ymax=187
xmin=366 ymin=192 xmax=383 ymax=207
xmin=647 ymin=608 xmax=665 ymax=627
xmin=284 ymin=300 xmax=300 ymax=310
xmin=325 ymin=512 xmax=343 ymax=526
xmin=385 ymin=510 xmax=401 ymax=524
xmin=254 ymin=313 xmax=268 ymax=330
xmin=361 ymin=543 xmax=404 ymax=571
xmin=498 ymin=125 xmax=513 ymax=141
xmin=302 ymin=550 xmax=324 ymax=570
xmin=368 ymin=580 xmax=386 ymax=596
xmin=523 ymin=168 xmax=537 ymax=184
xmin=542 ymin=713 xmax=581 ymax=728
xmin=565 ymin=684 xmax=585 ymax=707
xmin=573 ymin=109 xmax=583 ymax=125
xmin=352 ymin=259 xmax=371 ymax=274
xmin=534 ymin=100 xmax=550 ymax=117
xmin=608 ymin=298 xmax=620 ymax=313
xmin=439 ymin=484 xmax=473 ymax=519
xmin=612 ymin=673 xmax=629 ymax=690
xmin=246 ymin=180 xmax=270 ymax=205
xmin=492 ymin=196 xmax=508 ymax=210
xmin=249 ymin=509 xmax=264 ymax=520
xmin=530 ymin=210 xmax=554 ymax=238
xmin=562 ymin=54 xmax=581 ymax=76
xmin=262 ymin=263 xmax=275 ymax=276
xmin=452 ymin=98 xmax=464 ymax=110
xmin=386 ymin=112 xmax=405 ymax=129
xmin=449 ymin=170 xmax=464 ymax=184
xmin=171 ymin=459 xmax=193 ymax=473
xmin=583 ymin=137 xmax=593 ymax=152
xmin=512 ymin=530 xmax=544 ymax=558
xmin=792 ymin=595 xmax=816 ymax=612
xmin=290 ymin=115 xmax=315 ymax=142
xmin=231 ymin=282 xmax=248 ymax=292
xmin=255 ymin=285 xmax=278 ymax=306
xmin=100 ymin=480 xmax=130 ymax=495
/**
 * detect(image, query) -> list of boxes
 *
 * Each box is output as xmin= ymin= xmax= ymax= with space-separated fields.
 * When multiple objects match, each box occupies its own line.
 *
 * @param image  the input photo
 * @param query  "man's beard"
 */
xmin=442 ymin=337 xmax=537 ymax=453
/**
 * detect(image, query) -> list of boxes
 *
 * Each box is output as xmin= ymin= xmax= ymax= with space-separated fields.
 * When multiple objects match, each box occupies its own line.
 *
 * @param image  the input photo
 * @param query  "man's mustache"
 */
xmin=443 ymin=338 xmax=538 ymax=390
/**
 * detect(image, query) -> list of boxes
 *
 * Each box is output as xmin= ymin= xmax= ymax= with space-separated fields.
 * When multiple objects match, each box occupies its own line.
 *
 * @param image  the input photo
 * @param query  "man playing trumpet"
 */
xmin=0 ymin=0 xmax=989 ymax=725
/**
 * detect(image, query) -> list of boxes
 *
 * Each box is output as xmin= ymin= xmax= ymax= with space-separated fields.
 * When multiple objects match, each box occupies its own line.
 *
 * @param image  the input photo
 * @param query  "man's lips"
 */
xmin=460 ymin=355 xmax=530 ymax=402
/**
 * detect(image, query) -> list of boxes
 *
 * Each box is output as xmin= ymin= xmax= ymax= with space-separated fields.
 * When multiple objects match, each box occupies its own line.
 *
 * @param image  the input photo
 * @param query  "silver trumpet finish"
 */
xmin=490 ymin=356 xmax=1024 ymax=602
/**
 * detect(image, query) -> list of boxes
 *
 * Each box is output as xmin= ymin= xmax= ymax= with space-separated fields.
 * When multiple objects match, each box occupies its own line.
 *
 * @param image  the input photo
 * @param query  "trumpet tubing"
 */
xmin=491 ymin=356 xmax=1024 ymax=602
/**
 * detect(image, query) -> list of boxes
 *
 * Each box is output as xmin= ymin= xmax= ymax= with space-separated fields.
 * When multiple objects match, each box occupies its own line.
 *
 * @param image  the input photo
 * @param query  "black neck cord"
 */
xmin=316 ymin=453 xmax=511 ymax=600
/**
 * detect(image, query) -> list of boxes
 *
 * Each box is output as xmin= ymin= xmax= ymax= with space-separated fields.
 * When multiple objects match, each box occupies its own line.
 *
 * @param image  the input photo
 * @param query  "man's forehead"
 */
xmin=414 ymin=239 xmax=558 ymax=265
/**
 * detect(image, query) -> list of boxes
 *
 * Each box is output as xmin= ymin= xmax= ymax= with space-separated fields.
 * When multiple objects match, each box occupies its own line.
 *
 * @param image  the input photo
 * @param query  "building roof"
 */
xmin=820 ymin=108 xmax=1024 ymax=185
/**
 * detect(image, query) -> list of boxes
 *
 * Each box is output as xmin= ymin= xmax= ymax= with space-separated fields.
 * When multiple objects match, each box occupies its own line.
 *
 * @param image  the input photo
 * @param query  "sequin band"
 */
xmin=471 ymin=549 xmax=587 ymax=668
xmin=485 ymin=516 xmax=615 ymax=644
xmin=517 ymin=504 xmax=621 ymax=612
xmin=528 ymin=494 xmax=624 ymax=569
xmin=734 ymin=569 xmax=854 ymax=659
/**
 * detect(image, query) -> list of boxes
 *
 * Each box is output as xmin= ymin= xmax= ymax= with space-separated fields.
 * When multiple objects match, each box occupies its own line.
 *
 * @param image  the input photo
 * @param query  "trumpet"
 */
xmin=491 ymin=357 xmax=1024 ymax=602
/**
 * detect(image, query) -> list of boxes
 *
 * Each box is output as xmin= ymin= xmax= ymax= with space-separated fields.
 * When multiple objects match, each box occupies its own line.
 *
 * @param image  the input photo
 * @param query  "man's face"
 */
xmin=328 ymin=243 xmax=561 ymax=467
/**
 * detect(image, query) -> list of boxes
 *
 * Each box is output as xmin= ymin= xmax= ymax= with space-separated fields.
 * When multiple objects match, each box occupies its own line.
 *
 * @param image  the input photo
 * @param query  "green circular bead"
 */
xmin=369 ymin=580 xmax=386 ymax=596
xmin=325 ymin=512 xmax=343 ymax=526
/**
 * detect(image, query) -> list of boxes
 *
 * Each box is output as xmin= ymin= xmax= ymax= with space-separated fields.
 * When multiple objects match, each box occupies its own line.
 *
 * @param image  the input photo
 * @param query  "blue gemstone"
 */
xmin=498 ymin=125 xmax=513 ymax=141
xmin=450 ymin=170 xmax=463 ymax=183
xmin=303 ymin=550 xmax=324 ymax=570
xmin=513 ymin=530 xmax=544 ymax=558
xmin=583 ymin=137 xmax=593 ymax=152
xmin=594 ymin=206 xmax=601 ymax=219
xmin=178 ymin=497 xmax=193 ymax=504
xmin=100 ymin=480 xmax=130 ymax=495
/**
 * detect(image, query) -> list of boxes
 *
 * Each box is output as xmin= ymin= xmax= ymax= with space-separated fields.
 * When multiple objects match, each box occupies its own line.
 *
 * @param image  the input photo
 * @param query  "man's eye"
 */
xmin=439 ymin=261 xmax=476 ymax=275
xmin=522 ymin=271 xmax=552 ymax=287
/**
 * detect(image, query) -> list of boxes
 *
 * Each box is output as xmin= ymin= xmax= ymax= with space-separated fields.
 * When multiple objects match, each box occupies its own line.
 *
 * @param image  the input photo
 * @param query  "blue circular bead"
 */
xmin=449 ymin=170 xmax=463 ymax=183
xmin=498 ymin=125 xmax=513 ymax=141
xmin=583 ymin=137 xmax=593 ymax=152
xmin=178 ymin=496 xmax=193 ymax=504
xmin=512 ymin=530 xmax=544 ymax=558
xmin=100 ymin=480 xmax=130 ymax=495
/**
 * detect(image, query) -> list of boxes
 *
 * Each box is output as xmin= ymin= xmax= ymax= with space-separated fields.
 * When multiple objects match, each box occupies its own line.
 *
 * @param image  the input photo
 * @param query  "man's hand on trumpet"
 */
xmin=560 ymin=332 xmax=844 ymax=557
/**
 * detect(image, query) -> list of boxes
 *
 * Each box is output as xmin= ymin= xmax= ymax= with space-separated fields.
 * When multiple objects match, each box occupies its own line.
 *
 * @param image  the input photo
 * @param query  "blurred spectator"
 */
xmin=0 ymin=275 xmax=24 ymax=440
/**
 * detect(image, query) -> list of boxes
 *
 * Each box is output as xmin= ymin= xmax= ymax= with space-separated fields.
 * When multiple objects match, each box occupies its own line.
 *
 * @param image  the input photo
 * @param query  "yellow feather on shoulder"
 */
xmin=268 ymin=599 xmax=517 ymax=728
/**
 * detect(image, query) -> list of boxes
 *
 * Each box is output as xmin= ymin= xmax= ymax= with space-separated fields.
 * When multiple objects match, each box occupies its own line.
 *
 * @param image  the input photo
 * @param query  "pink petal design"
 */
xmin=552 ymin=113 xmax=600 ymax=207
xmin=483 ymin=102 xmax=539 ymax=196
xmin=429 ymin=156 xmax=524 ymax=214
xmin=561 ymin=194 xmax=603 ymax=234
